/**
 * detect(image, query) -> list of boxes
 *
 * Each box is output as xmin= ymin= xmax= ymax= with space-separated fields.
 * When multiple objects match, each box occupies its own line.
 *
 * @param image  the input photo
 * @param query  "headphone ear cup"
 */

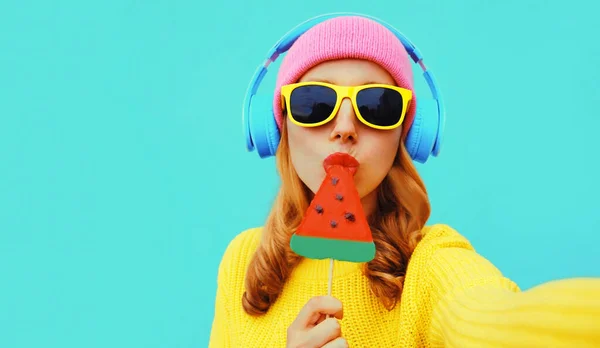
xmin=248 ymin=94 xmax=281 ymax=158
xmin=405 ymin=98 xmax=440 ymax=164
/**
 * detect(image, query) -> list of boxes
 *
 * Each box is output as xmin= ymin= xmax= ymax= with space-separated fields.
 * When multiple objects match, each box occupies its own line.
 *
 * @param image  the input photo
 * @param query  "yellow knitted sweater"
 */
xmin=209 ymin=224 xmax=600 ymax=347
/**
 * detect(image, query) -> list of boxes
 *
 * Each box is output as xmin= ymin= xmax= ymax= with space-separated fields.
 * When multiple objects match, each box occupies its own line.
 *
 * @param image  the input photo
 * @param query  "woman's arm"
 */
xmin=208 ymin=244 xmax=235 ymax=348
xmin=208 ymin=274 xmax=231 ymax=348
xmin=427 ymin=246 xmax=600 ymax=347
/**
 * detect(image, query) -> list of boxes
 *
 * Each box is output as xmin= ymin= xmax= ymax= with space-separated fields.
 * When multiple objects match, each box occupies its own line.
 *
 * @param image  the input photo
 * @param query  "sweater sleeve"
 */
xmin=208 ymin=228 xmax=262 ymax=348
xmin=208 ymin=252 xmax=232 ymax=348
xmin=427 ymin=246 xmax=600 ymax=347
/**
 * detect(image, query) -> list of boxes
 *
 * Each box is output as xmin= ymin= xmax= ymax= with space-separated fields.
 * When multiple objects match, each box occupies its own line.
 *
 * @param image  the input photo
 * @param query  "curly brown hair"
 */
xmin=242 ymin=118 xmax=431 ymax=315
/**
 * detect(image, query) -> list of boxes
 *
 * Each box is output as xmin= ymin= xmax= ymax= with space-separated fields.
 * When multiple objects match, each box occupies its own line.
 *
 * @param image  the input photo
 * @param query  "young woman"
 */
xmin=209 ymin=14 xmax=600 ymax=347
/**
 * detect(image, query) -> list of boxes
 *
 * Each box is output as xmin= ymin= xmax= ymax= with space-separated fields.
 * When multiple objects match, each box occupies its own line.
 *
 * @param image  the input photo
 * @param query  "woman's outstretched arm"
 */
xmin=427 ymin=245 xmax=600 ymax=347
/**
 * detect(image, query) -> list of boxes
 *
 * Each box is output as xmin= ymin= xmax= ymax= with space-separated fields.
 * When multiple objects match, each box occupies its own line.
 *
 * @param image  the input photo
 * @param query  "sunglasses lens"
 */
xmin=289 ymin=85 xmax=337 ymax=124
xmin=356 ymin=87 xmax=404 ymax=127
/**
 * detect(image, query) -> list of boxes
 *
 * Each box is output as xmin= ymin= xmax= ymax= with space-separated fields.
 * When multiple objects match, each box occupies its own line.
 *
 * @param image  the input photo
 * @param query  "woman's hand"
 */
xmin=286 ymin=295 xmax=348 ymax=348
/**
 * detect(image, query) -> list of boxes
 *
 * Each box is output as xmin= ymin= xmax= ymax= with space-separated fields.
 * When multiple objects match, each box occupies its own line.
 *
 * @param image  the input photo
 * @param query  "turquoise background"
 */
xmin=1 ymin=0 xmax=599 ymax=346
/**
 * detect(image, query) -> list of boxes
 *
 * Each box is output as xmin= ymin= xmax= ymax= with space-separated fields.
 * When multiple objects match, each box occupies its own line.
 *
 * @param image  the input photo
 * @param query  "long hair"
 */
xmin=242 ymin=119 xmax=431 ymax=315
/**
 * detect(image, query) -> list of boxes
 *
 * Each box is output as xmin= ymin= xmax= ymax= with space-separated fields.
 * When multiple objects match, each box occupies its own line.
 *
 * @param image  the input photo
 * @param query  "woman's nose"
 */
xmin=330 ymin=99 xmax=358 ymax=143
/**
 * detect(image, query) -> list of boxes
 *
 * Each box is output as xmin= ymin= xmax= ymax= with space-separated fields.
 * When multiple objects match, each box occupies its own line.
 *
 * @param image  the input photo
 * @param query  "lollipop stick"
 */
xmin=328 ymin=258 xmax=333 ymax=296
xmin=326 ymin=258 xmax=334 ymax=319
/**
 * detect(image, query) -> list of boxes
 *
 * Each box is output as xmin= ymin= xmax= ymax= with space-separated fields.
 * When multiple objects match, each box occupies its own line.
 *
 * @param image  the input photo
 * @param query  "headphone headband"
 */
xmin=243 ymin=12 xmax=445 ymax=159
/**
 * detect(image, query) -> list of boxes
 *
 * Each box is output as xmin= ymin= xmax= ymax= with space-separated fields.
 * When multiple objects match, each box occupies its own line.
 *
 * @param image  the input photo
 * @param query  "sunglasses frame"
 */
xmin=281 ymin=81 xmax=413 ymax=130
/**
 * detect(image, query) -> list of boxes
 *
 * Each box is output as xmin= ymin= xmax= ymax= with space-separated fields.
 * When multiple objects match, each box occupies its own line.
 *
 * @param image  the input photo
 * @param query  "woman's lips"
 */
xmin=323 ymin=152 xmax=359 ymax=175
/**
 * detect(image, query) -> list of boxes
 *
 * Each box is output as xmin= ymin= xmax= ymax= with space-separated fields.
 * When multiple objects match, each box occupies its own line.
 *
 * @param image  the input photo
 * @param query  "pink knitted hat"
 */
xmin=273 ymin=16 xmax=416 ymax=137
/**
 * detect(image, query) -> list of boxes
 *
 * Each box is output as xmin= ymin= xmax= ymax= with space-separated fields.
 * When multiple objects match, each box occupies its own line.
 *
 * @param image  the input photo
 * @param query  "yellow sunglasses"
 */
xmin=281 ymin=81 xmax=412 ymax=130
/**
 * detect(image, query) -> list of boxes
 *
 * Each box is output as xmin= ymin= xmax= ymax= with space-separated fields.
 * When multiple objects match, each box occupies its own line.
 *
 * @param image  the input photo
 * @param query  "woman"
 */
xmin=209 ymin=14 xmax=600 ymax=347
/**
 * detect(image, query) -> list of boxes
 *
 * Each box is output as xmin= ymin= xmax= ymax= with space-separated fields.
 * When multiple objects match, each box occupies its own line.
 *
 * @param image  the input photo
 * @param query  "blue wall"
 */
xmin=1 ymin=0 xmax=598 ymax=347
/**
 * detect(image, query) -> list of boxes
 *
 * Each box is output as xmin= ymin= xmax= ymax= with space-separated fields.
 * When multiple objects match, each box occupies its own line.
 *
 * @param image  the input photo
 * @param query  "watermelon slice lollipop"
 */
xmin=290 ymin=152 xmax=376 ymax=263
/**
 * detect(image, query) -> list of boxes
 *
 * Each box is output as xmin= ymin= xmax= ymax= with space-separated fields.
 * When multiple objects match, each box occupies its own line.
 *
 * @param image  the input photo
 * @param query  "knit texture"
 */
xmin=273 ymin=16 xmax=416 ymax=137
xmin=209 ymin=224 xmax=600 ymax=347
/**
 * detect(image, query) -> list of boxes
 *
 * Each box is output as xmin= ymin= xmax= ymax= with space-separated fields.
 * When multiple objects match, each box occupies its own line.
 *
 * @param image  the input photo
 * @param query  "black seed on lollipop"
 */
xmin=315 ymin=204 xmax=324 ymax=214
xmin=330 ymin=220 xmax=338 ymax=228
xmin=335 ymin=193 xmax=343 ymax=201
xmin=331 ymin=177 xmax=339 ymax=186
xmin=344 ymin=212 xmax=355 ymax=222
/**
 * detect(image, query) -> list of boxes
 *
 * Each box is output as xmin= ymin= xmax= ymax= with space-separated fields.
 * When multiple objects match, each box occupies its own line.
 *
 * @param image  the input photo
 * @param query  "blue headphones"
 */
xmin=242 ymin=12 xmax=446 ymax=164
